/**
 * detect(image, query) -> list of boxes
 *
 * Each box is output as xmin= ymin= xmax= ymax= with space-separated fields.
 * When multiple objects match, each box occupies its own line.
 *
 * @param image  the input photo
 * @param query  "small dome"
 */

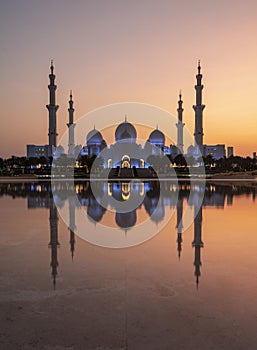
xmin=86 ymin=128 xmax=103 ymax=146
xmin=149 ymin=129 xmax=165 ymax=145
xmin=115 ymin=121 xmax=137 ymax=142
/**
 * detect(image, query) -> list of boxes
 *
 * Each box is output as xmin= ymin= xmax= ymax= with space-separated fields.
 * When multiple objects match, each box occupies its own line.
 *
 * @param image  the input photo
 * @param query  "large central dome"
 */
xmin=115 ymin=121 xmax=137 ymax=142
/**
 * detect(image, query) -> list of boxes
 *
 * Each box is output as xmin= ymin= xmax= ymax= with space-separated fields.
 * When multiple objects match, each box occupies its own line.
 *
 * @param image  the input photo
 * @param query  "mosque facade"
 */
xmin=79 ymin=119 xmax=176 ymax=169
xmin=27 ymin=61 xmax=231 ymax=162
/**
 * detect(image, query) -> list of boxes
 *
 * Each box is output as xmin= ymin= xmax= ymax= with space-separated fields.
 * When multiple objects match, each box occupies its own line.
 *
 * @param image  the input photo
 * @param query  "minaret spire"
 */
xmin=176 ymin=90 xmax=185 ymax=153
xmin=50 ymin=59 xmax=54 ymax=74
xmin=46 ymin=60 xmax=59 ymax=157
xmin=193 ymin=60 xmax=205 ymax=150
xmin=67 ymin=90 xmax=76 ymax=156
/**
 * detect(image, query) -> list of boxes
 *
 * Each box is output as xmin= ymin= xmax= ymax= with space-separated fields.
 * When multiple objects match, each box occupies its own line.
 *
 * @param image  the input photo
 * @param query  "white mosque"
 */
xmin=27 ymin=61 xmax=231 ymax=164
xmin=79 ymin=118 xmax=179 ymax=168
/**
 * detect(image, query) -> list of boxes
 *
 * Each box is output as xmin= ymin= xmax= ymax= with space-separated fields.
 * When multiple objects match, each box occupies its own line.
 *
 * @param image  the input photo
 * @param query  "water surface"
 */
xmin=0 ymin=181 xmax=256 ymax=350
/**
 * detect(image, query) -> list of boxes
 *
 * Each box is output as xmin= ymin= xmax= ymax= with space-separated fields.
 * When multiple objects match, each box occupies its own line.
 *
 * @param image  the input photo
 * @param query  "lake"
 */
xmin=0 ymin=180 xmax=256 ymax=350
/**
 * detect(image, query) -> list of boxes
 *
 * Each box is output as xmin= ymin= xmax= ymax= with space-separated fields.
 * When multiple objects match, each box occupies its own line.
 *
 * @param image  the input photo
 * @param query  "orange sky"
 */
xmin=0 ymin=0 xmax=257 ymax=158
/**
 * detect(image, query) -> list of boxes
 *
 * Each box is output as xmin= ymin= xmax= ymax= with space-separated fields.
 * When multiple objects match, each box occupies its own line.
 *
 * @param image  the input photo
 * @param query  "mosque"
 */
xmin=27 ymin=61 xmax=231 ymax=163
xmin=79 ymin=117 xmax=176 ymax=169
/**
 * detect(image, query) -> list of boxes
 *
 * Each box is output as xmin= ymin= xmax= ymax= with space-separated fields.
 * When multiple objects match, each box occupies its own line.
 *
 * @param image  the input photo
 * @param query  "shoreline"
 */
xmin=0 ymin=175 xmax=256 ymax=183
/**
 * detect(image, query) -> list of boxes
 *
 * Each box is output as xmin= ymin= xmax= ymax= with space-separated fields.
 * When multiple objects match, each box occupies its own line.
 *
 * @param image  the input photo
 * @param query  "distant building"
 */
xmin=202 ymin=144 xmax=226 ymax=160
xmin=227 ymin=146 xmax=234 ymax=157
xmin=253 ymin=152 xmax=256 ymax=160
xmin=26 ymin=144 xmax=49 ymax=158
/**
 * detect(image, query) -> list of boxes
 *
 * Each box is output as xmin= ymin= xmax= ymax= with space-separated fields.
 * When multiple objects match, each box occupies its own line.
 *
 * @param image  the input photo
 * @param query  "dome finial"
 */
xmin=125 ymin=114 xmax=127 ymax=122
xmin=93 ymin=124 xmax=95 ymax=130
xmin=156 ymin=124 xmax=158 ymax=130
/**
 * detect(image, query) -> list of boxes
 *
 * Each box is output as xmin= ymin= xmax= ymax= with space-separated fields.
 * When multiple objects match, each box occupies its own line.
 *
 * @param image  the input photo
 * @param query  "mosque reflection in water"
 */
xmin=0 ymin=181 xmax=256 ymax=289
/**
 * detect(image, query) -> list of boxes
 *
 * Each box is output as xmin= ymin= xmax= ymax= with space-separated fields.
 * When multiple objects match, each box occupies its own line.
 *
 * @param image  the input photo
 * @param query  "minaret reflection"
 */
xmin=68 ymin=195 xmax=76 ymax=260
xmin=7 ymin=179 xmax=257 ymax=292
xmin=48 ymin=195 xmax=59 ymax=289
xmin=176 ymin=193 xmax=183 ymax=260
xmin=192 ymin=199 xmax=204 ymax=289
xmin=3 ymin=180 xmax=255 ymax=290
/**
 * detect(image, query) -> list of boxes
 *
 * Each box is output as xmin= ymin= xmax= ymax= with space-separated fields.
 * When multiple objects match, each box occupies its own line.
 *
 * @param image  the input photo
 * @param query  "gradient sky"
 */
xmin=0 ymin=0 xmax=257 ymax=158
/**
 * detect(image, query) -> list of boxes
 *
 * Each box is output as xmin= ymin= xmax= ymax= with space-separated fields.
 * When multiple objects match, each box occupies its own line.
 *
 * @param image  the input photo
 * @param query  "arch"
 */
xmin=121 ymin=155 xmax=131 ymax=168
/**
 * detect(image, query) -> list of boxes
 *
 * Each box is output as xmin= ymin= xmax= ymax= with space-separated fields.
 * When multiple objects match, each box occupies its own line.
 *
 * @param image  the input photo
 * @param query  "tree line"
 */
xmin=0 ymin=153 xmax=256 ymax=176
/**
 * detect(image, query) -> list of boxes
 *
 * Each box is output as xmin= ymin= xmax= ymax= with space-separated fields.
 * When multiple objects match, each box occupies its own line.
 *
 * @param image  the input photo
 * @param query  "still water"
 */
xmin=0 ymin=180 xmax=256 ymax=350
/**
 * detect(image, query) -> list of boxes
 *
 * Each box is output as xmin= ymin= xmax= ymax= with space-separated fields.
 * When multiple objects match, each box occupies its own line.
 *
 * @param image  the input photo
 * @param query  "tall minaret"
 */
xmin=46 ymin=60 xmax=59 ymax=157
xmin=193 ymin=61 xmax=205 ymax=150
xmin=192 ymin=202 xmax=204 ymax=288
xmin=176 ymin=91 xmax=185 ymax=153
xmin=67 ymin=90 xmax=76 ymax=156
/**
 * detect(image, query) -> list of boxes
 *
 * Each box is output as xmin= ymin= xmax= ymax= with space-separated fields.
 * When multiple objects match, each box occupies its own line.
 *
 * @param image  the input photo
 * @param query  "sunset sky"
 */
xmin=0 ymin=0 xmax=257 ymax=158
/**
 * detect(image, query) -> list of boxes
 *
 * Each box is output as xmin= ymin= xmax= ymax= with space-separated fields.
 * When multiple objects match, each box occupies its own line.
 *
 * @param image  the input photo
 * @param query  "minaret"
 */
xmin=67 ymin=90 xmax=76 ymax=156
xmin=192 ymin=203 xmax=204 ymax=288
xmin=176 ymin=91 xmax=185 ymax=153
xmin=46 ymin=60 xmax=59 ymax=157
xmin=48 ymin=196 xmax=59 ymax=289
xmin=193 ymin=60 xmax=205 ymax=150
